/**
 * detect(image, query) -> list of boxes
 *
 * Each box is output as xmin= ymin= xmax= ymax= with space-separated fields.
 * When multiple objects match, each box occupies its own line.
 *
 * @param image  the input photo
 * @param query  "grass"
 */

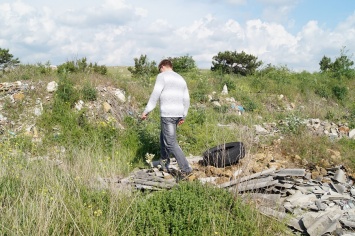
xmin=1 ymin=63 xmax=355 ymax=235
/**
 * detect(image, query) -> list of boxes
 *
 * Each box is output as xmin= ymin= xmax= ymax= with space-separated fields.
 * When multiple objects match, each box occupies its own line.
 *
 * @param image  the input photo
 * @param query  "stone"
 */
xmin=275 ymin=169 xmax=306 ymax=177
xmin=75 ymin=100 xmax=84 ymax=111
xmin=255 ymin=125 xmax=268 ymax=135
xmin=212 ymin=101 xmax=221 ymax=107
xmin=221 ymin=84 xmax=228 ymax=95
xmin=13 ymin=92 xmax=25 ymax=101
xmin=349 ymin=129 xmax=355 ymax=139
xmin=34 ymin=98 xmax=43 ymax=116
xmin=47 ymin=81 xmax=58 ymax=93
xmin=332 ymin=169 xmax=347 ymax=183
xmin=102 ymin=102 xmax=111 ymax=113
xmin=113 ymin=89 xmax=126 ymax=103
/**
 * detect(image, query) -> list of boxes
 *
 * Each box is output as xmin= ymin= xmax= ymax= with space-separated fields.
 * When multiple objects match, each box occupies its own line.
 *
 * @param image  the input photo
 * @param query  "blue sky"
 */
xmin=1 ymin=0 xmax=355 ymax=72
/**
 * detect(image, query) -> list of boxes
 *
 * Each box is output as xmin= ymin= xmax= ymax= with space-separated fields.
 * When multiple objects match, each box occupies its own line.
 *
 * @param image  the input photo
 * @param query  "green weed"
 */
xmin=125 ymin=182 xmax=287 ymax=236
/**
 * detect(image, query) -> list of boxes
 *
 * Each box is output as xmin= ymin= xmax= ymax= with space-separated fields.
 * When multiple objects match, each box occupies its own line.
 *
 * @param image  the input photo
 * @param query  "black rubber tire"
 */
xmin=202 ymin=142 xmax=245 ymax=168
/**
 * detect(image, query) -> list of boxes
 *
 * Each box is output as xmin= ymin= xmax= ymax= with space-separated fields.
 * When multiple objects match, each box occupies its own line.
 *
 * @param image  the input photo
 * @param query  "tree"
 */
xmin=319 ymin=46 xmax=354 ymax=79
xmin=57 ymin=57 xmax=107 ymax=75
xmin=0 ymin=48 xmax=20 ymax=72
xmin=128 ymin=55 xmax=158 ymax=86
xmin=319 ymin=56 xmax=332 ymax=72
xmin=211 ymin=50 xmax=262 ymax=76
xmin=168 ymin=55 xmax=197 ymax=73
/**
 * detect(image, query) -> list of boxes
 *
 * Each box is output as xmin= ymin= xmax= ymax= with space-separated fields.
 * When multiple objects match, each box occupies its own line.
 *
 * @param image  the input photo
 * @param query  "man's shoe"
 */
xmin=158 ymin=159 xmax=169 ymax=172
xmin=176 ymin=170 xmax=193 ymax=182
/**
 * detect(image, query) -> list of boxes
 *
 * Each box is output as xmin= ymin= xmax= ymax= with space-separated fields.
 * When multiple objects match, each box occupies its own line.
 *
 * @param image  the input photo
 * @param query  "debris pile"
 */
xmin=114 ymin=157 xmax=355 ymax=235
xmin=224 ymin=166 xmax=355 ymax=235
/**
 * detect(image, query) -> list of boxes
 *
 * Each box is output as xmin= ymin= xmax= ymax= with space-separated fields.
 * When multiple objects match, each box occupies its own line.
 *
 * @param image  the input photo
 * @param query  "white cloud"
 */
xmin=0 ymin=0 xmax=354 ymax=72
xmin=226 ymin=0 xmax=246 ymax=5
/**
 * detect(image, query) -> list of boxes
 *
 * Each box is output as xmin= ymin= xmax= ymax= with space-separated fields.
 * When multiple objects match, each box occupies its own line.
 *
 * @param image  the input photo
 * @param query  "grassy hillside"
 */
xmin=0 ymin=64 xmax=354 ymax=235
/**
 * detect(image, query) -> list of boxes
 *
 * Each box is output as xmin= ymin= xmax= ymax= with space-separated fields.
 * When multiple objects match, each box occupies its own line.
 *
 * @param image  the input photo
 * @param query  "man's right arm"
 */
xmin=142 ymin=75 xmax=164 ymax=118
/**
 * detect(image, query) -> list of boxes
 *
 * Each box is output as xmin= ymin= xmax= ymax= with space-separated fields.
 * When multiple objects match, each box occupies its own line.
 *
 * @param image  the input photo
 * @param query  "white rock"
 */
xmin=221 ymin=84 xmax=228 ymax=95
xmin=212 ymin=101 xmax=221 ymax=107
xmin=114 ymin=89 xmax=126 ymax=103
xmin=34 ymin=98 xmax=43 ymax=116
xmin=47 ymin=81 xmax=58 ymax=93
xmin=349 ymin=129 xmax=355 ymax=139
xmin=255 ymin=125 xmax=268 ymax=134
xmin=75 ymin=100 xmax=84 ymax=111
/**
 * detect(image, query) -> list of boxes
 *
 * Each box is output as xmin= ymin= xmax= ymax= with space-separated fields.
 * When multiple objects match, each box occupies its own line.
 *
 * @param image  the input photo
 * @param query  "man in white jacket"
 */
xmin=141 ymin=59 xmax=192 ymax=177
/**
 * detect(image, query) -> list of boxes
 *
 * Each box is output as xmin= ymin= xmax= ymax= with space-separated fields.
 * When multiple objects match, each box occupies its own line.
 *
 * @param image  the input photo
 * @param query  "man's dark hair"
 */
xmin=158 ymin=59 xmax=173 ymax=70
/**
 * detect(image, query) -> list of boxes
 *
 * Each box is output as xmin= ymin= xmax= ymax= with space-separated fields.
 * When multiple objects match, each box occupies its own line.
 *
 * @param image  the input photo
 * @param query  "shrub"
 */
xmin=127 ymin=182 xmax=285 ymax=235
xmin=57 ymin=58 xmax=107 ymax=75
xmin=168 ymin=55 xmax=197 ymax=73
xmin=279 ymin=114 xmax=305 ymax=135
xmin=56 ymin=76 xmax=80 ymax=107
xmin=81 ymin=82 xmax=97 ymax=101
xmin=127 ymin=55 xmax=158 ymax=86
xmin=315 ymin=85 xmax=331 ymax=98
xmin=332 ymin=85 xmax=348 ymax=101
xmin=241 ymin=97 xmax=257 ymax=112
xmin=221 ymin=76 xmax=236 ymax=91
xmin=89 ymin=62 xmax=107 ymax=75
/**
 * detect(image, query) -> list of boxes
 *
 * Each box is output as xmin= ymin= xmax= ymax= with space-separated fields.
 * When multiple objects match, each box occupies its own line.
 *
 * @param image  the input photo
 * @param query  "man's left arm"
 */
xmin=179 ymin=86 xmax=190 ymax=125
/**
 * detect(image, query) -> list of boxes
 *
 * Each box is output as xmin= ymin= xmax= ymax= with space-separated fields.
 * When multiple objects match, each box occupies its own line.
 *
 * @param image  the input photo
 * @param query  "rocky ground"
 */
xmin=2 ymin=80 xmax=355 ymax=235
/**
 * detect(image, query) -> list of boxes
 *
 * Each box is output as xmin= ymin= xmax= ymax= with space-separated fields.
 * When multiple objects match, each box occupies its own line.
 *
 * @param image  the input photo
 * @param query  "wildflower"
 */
xmin=94 ymin=209 xmax=103 ymax=217
xmin=145 ymin=153 xmax=155 ymax=166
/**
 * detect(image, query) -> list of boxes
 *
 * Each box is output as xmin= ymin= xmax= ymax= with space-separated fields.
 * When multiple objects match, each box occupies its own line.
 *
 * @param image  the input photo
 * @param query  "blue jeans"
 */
xmin=160 ymin=117 xmax=192 ymax=173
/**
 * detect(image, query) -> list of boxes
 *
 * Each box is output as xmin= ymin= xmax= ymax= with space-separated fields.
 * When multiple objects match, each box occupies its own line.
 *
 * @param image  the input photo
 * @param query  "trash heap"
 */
xmin=222 ymin=166 xmax=355 ymax=236
xmin=112 ymin=157 xmax=355 ymax=236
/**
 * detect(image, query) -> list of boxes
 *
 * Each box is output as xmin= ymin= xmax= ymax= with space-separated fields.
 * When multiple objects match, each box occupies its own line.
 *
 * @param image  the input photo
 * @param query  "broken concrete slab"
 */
xmin=302 ymin=211 xmax=341 ymax=236
xmin=258 ymin=206 xmax=304 ymax=232
xmin=229 ymin=178 xmax=278 ymax=193
xmin=332 ymin=168 xmax=347 ymax=184
xmin=274 ymin=168 xmax=306 ymax=177
xmin=218 ymin=167 xmax=276 ymax=188
xmin=332 ymin=183 xmax=347 ymax=194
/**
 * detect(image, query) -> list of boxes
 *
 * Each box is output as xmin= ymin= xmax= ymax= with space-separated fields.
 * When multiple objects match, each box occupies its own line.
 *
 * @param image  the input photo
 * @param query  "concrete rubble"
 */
xmin=114 ymin=157 xmax=355 ymax=236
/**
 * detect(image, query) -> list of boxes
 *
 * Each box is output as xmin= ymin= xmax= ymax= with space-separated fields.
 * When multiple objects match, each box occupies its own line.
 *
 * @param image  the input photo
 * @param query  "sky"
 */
xmin=1 ymin=0 xmax=355 ymax=72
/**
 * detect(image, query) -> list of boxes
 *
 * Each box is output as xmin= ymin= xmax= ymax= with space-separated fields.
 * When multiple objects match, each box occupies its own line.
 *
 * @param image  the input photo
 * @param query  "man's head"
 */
xmin=158 ymin=59 xmax=173 ymax=72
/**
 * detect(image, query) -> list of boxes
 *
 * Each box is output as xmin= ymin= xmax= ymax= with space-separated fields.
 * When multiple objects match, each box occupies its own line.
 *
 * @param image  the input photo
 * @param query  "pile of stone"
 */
xmin=0 ymin=81 xmax=26 ymax=93
xmin=111 ymin=157 xmax=355 ymax=235
xmin=255 ymin=118 xmax=355 ymax=140
xmin=221 ymin=166 xmax=355 ymax=235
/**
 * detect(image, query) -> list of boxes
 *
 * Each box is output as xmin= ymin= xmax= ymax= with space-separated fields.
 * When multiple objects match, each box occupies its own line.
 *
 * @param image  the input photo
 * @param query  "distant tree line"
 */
xmin=1 ymin=46 xmax=354 ymax=78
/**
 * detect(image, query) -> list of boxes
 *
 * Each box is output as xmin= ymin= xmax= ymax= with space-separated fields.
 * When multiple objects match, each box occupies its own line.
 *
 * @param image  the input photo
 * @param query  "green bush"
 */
xmin=127 ymin=55 xmax=158 ymax=86
xmin=332 ymin=85 xmax=348 ymax=101
xmin=90 ymin=62 xmax=107 ymax=75
xmin=279 ymin=114 xmax=305 ymax=135
xmin=190 ymin=78 xmax=210 ymax=103
xmin=81 ymin=82 xmax=97 ymax=101
xmin=221 ymin=76 xmax=236 ymax=91
xmin=56 ymin=76 xmax=80 ymax=107
xmin=168 ymin=55 xmax=197 ymax=73
xmin=127 ymin=182 xmax=285 ymax=235
xmin=57 ymin=58 xmax=107 ymax=75
xmin=315 ymin=85 xmax=331 ymax=98
xmin=241 ymin=97 xmax=257 ymax=112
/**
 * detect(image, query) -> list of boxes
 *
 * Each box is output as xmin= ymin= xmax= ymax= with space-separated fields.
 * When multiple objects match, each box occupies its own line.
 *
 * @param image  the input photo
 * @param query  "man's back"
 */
xmin=144 ymin=70 xmax=190 ymax=118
